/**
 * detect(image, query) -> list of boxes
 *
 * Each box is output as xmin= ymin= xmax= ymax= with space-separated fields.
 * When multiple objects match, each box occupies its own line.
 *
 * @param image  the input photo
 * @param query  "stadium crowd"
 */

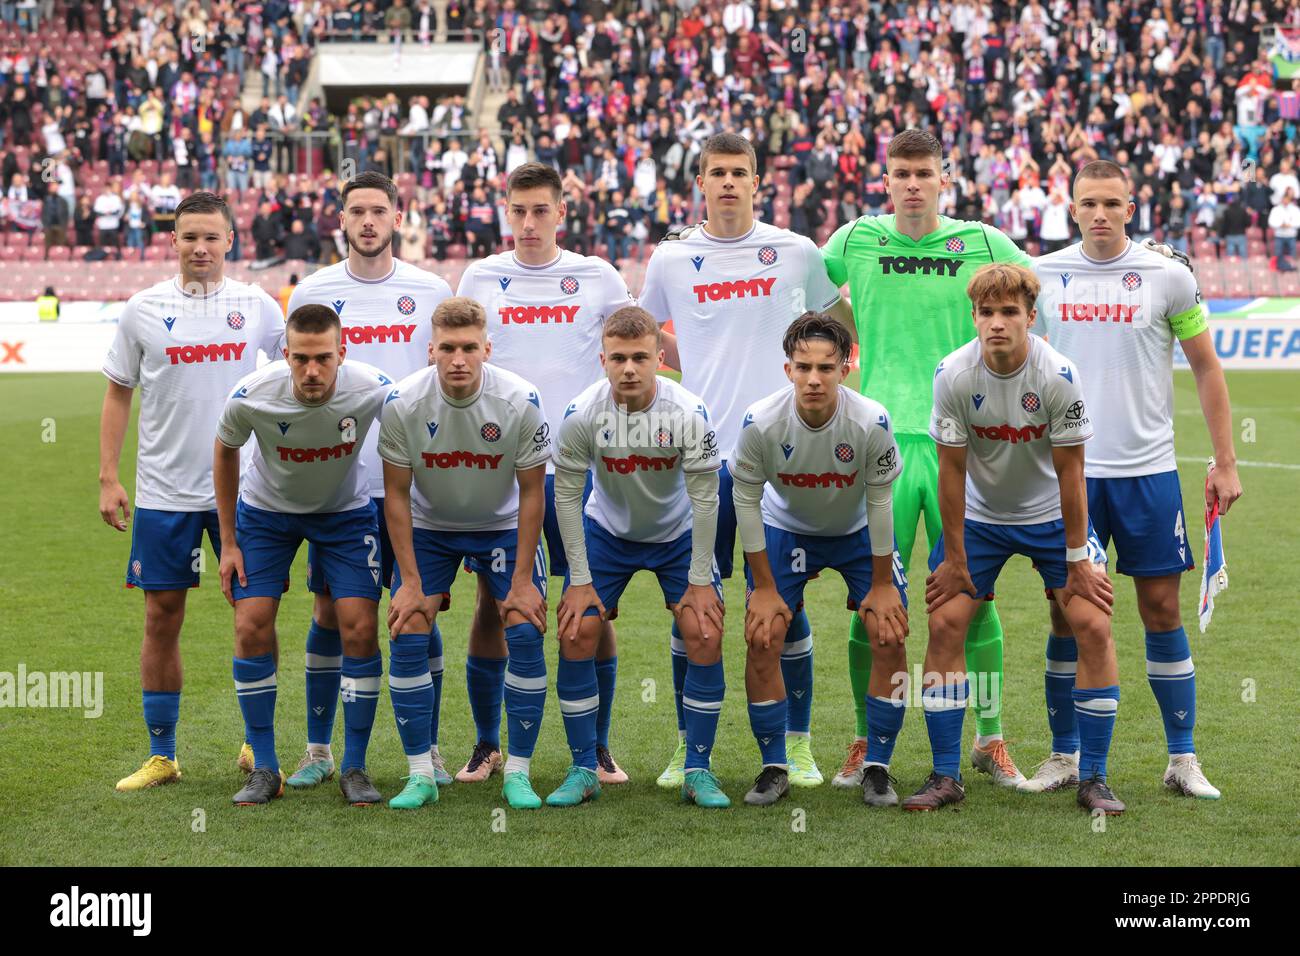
xmin=3 ymin=0 xmax=1300 ymax=270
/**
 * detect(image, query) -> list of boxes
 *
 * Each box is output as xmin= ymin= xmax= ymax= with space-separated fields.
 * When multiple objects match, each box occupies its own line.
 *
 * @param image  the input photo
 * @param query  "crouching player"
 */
xmin=915 ymin=263 xmax=1123 ymax=814
xmin=734 ymin=313 xmax=909 ymax=807
xmin=551 ymin=307 xmax=728 ymax=808
xmin=380 ymin=297 xmax=551 ymax=810
xmin=214 ymin=305 xmax=394 ymax=806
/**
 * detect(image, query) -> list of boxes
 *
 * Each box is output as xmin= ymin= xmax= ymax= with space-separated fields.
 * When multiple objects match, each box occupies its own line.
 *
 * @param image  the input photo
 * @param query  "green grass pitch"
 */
xmin=1 ymin=370 xmax=1296 ymax=866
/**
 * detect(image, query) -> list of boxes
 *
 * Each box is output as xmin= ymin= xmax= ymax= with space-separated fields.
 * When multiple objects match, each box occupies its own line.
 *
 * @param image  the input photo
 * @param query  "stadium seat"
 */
xmin=46 ymin=246 xmax=71 ymax=262
xmin=0 ymin=246 xmax=22 ymax=262
xmin=144 ymin=245 xmax=168 ymax=261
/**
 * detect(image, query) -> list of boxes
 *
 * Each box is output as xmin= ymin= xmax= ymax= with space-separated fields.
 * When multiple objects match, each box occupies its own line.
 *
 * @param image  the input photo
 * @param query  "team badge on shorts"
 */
xmin=758 ymin=245 xmax=778 ymax=265
xmin=834 ymin=442 xmax=855 ymax=463
xmin=655 ymin=427 xmax=673 ymax=447
xmin=132 ymin=559 xmax=142 ymax=577
xmin=1122 ymin=271 xmax=1143 ymax=291
xmin=226 ymin=311 xmax=246 ymax=330
xmin=560 ymin=276 xmax=579 ymax=295
xmin=481 ymin=422 xmax=502 ymax=442
xmin=396 ymin=295 xmax=416 ymax=315
xmin=1021 ymin=392 xmax=1041 ymax=413
xmin=946 ymin=237 xmax=966 ymax=253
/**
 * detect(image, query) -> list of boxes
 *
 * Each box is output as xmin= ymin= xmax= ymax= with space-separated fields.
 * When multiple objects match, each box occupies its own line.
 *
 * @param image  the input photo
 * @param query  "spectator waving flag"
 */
xmin=1199 ymin=458 xmax=1229 ymax=633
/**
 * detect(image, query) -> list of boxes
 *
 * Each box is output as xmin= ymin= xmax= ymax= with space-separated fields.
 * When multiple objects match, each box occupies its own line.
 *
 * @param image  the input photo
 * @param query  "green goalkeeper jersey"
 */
xmin=822 ymin=214 xmax=1031 ymax=436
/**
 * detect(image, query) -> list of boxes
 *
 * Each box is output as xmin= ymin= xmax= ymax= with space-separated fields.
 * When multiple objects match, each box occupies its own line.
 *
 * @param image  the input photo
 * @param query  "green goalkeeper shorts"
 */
xmin=892 ymin=434 xmax=942 ymax=579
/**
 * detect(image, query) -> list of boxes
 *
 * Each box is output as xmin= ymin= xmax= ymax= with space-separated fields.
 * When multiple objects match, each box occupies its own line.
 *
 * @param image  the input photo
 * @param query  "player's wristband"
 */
xmin=1065 ymin=545 xmax=1090 ymax=563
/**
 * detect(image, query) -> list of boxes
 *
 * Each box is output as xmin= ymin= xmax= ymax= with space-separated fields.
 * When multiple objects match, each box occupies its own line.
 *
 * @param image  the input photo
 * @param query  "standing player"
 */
xmin=284 ymin=171 xmax=452 ymax=790
xmin=454 ymin=162 xmax=635 ymax=786
xmin=734 ymin=314 xmax=908 ymax=807
xmin=381 ymin=297 xmax=552 ymax=810
xmin=1022 ymin=160 xmax=1242 ymax=798
xmin=916 ymin=263 xmax=1123 ymax=815
xmin=101 ymin=191 xmax=285 ymax=792
xmin=214 ymin=305 xmax=394 ymax=806
xmin=821 ymin=128 xmax=1034 ymax=790
xmin=640 ymin=132 xmax=845 ymax=789
xmin=550 ymin=307 xmax=728 ymax=808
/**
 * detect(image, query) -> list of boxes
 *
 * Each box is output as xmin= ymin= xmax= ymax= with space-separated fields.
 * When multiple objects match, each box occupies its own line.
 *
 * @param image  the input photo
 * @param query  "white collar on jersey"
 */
xmin=173 ymin=276 xmax=227 ymax=299
xmin=344 ymin=260 xmax=398 ymax=284
xmin=1078 ymin=237 xmax=1133 ymax=265
xmin=510 ymin=249 xmax=563 ymax=270
xmin=700 ymin=220 xmax=758 ymax=244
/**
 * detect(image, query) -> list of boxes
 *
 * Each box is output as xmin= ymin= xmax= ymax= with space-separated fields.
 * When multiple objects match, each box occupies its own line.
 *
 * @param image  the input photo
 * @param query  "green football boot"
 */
xmin=786 ymin=735 xmax=824 ymax=787
xmin=656 ymin=736 xmax=688 ymax=789
xmin=502 ymin=771 xmax=543 ymax=810
xmin=286 ymin=750 xmax=335 ymax=788
xmin=388 ymin=774 xmax=438 ymax=809
xmin=545 ymin=766 xmax=601 ymax=807
xmin=682 ymin=768 xmax=731 ymax=808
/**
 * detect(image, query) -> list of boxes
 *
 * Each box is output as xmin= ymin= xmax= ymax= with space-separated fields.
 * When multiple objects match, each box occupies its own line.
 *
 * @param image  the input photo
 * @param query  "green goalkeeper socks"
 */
xmin=965 ymin=599 xmax=1005 ymax=739
xmin=848 ymin=613 xmax=873 ymax=738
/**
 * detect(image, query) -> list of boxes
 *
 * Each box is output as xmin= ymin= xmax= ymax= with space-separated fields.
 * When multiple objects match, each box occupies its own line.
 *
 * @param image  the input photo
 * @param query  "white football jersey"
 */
xmin=1034 ymin=239 xmax=1205 ymax=477
xmin=930 ymin=335 xmax=1092 ymax=525
xmin=378 ymin=363 xmax=550 ymax=532
xmin=217 ymin=360 xmax=393 ymax=514
xmin=639 ymin=220 xmax=842 ymax=460
xmin=731 ymin=385 xmax=901 ymax=536
xmin=103 ymin=276 xmax=285 ymax=511
xmin=457 ymin=249 xmax=634 ymax=473
xmin=287 ymin=259 xmax=453 ymax=496
xmin=553 ymin=377 xmax=721 ymax=543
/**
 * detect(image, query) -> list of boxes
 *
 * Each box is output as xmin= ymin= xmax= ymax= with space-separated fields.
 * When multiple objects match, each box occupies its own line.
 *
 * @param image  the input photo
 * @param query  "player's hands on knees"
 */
xmin=387 ymin=580 xmax=431 ymax=636
xmin=744 ymin=587 xmax=791 ymax=651
xmin=99 ymin=480 xmax=130 ymax=531
xmin=503 ymin=579 xmax=547 ymax=633
xmin=1059 ymin=560 xmax=1114 ymax=615
xmin=557 ymin=583 xmax=605 ymax=642
xmin=924 ymin=559 xmax=977 ymax=613
xmin=677 ymin=583 xmax=725 ymax=642
xmin=860 ymin=582 xmax=908 ymax=648
xmin=1207 ymin=460 xmax=1243 ymax=514
xmin=219 ymin=546 xmax=246 ymax=608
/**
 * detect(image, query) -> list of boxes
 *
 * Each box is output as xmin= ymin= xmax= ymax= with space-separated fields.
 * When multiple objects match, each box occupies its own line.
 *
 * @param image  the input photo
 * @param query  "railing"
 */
xmin=314 ymin=27 xmax=485 ymax=45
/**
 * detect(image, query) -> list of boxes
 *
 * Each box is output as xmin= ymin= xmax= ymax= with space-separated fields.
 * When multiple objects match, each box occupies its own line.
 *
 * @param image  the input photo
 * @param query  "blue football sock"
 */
xmin=748 ymin=699 xmax=788 ymax=766
xmin=427 ymin=624 xmax=444 ymax=746
xmin=465 ymin=655 xmax=506 ymax=748
xmin=595 ymin=655 xmax=617 ymax=749
xmin=864 ymin=695 xmax=905 ymax=767
xmin=233 ymin=654 xmax=278 ymax=772
xmin=340 ymin=653 xmax=382 ymax=773
xmin=142 ymin=690 xmax=179 ymax=760
xmin=780 ymin=609 xmax=813 ymax=734
xmin=1045 ymin=633 xmax=1080 ymax=753
xmin=305 ymin=621 xmax=342 ymax=747
xmin=922 ymin=680 xmax=968 ymax=779
xmin=670 ymin=623 xmax=687 ymax=734
xmin=1074 ymin=685 xmax=1120 ymax=780
xmin=557 ymin=655 xmax=599 ymax=770
xmin=1146 ymin=628 xmax=1196 ymax=754
xmin=389 ymin=634 xmax=433 ymax=758
xmin=503 ymin=623 xmax=546 ymax=759
xmin=683 ymin=659 xmax=725 ymax=770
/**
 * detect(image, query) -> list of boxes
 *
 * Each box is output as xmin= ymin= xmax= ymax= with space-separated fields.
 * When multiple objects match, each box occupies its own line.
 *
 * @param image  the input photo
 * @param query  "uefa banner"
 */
xmin=2 ymin=314 xmax=1299 ymax=373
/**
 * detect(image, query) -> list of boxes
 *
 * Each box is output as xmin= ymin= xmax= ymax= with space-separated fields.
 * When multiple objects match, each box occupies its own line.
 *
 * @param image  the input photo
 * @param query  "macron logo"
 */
xmin=277 ymin=421 xmax=290 ymax=435
xmin=780 ymin=442 xmax=794 ymax=460
xmin=972 ymin=394 xmax=985 ymax=410
xmin=691 ymin=255 xmax=705 ymax=272
xmin=331 ymin=300 xmax=346 ymax=315
xmin=499 ymin=277 xmax=512 ymax=291
xmin=1058 ymin=366 xmax=1074 ymax=383
xmin=162 ymin=316 xmax=177 ymax=332
xmin=50 ymin=886 xmax=152 ymax=937
xmin=426 ymin=421 xmax=439 ymax=439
